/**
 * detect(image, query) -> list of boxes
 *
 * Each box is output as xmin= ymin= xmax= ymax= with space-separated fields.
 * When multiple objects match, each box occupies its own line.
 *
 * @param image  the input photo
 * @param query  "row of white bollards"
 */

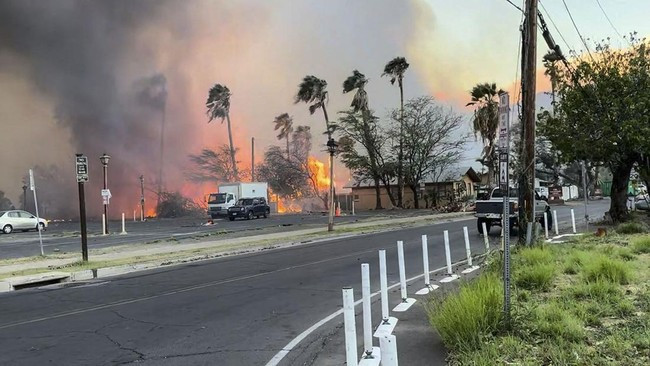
xmin=543 ymin=208 xmax=580 ymax=239
xmin=101 ymin=212 xmax=129 ymax=236
xmin=343 ymin=226 xmax=491 ymax=365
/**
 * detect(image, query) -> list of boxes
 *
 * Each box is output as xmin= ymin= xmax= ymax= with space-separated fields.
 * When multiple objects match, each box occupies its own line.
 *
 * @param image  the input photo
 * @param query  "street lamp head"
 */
xmin=100 ymin=153 xmax=111 ymax=166
xmin=326 ymin=138 xmax=338 ymax=154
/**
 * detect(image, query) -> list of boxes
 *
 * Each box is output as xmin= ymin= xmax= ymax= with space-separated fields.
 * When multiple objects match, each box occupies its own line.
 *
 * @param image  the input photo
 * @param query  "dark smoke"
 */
xmin=0 ymin=0 xmax=176 ymax=217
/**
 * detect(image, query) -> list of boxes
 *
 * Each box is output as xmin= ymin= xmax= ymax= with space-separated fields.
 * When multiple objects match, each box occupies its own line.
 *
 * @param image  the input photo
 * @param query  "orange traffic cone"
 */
xmin=335 ymin=202 xmax=341 ymax=217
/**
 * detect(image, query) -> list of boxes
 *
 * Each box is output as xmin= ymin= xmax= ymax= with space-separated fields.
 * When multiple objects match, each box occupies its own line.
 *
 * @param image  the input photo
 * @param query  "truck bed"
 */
xmin=475 ymin=200 xmax=517 ymax=216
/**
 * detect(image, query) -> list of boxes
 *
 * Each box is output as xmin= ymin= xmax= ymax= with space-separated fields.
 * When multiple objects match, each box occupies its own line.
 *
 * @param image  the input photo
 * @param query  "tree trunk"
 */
xmin=374 ymin=177 xmax=383 ymax=210
xmin=397 ymin=79 xmax=404 ymax=208
xmin=286 ymin=136 xmax=290 ymax=159
xmin=410 ymin=185 xmax=420 ymax=209
xmin=225 ymin=113 xmax=239 ymax=181
xmin=380 ymin=177 xmax=397 ymax=207
xmin=609 ymin=158 xmax=635 ymax=223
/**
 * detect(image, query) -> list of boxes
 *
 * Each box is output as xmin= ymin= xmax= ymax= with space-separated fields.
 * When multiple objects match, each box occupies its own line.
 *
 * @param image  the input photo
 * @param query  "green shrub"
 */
xmin=583 ymin=257 xmax=631 ymax=284
xmin=534 ymin=302 xmax=585 ymax=342
xmin=515 ymin=263 xmax=556 ymax=291
xmin=569 ymin=279 xmax=621 ymax=301
xmin=616 ymin=247 xmax=637 ymax=261
xmin=616 ymin=221 xmax=646 ymax=234
xmin=426 ymin=273 xmax=503 ymax=352
xmin=562 ymin=250 xmax=590 ymax=274
xmin=517 ymin=246 xmax=553 ymax=266
xmin=631 ymin=236 xmax=650 ymax=254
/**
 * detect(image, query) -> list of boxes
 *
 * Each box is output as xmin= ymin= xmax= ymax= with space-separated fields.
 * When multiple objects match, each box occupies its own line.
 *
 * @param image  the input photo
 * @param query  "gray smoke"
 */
xmin=0 ymin=0 xmax=177 ymax=217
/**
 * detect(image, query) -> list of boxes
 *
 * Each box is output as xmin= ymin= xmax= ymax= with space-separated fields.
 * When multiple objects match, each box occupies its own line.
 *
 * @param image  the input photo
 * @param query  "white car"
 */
xmin=0 ymin=210 xmax=48 ymax=234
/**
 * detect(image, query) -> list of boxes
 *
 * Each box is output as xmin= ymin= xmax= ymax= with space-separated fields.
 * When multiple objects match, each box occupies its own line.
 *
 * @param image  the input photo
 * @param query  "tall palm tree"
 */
xmin=295 ymin=75 xmax=335 ymax=231
xmin=343 ymin=70 xmax=383 ymax=209
xmin=383 ymin=57 xmax=409 ymax=208
xmin=206 ymin=84 xmax=239 ymax=181
xmin=273 ymin=113 xmax=294 ymax=158
xmin=466 ymin=82 xmax=504 ymax=187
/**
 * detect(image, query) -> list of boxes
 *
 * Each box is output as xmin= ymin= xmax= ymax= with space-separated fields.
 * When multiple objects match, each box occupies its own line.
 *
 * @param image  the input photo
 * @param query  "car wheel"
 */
xmin=210 ymin=214 xmax=217 ymax=219
xmin=545 ymin=209 xmax=553 ymax=230
xmin=263 ymin=211 xmax=268 ymax=218
xmin=2 ymin=225 xmax=12 ymax=234
xmin=477 ymin=219 xmax=490 ymax=235
xmin=247 ymin=211 xmax=253 ymax=220
xmin=38 ymin=222 xmax=45 ymax=231
xmin=229 ymin=217 xmax=235 ymax=221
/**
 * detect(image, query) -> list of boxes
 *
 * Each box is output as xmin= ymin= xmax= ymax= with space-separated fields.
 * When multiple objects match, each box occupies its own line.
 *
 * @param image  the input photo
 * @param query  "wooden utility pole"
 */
xmin=520 ymin=0 xmax=537 ymax=243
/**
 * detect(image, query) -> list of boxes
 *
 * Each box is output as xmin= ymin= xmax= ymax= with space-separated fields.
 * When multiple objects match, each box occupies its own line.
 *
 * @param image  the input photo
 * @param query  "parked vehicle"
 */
xmin=0 ymin=210 xmax=48 ymax=234
xmin=475 ymin=188 xmax=551 ymax=234
xmin=227 ymin=197 xmax=270 ymax=221
xmin=207 ymin=182 xmax=268 ymax=218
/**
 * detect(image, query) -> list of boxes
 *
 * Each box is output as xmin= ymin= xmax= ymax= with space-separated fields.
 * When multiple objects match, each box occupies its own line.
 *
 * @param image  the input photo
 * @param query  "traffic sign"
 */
xmin=76 ymin=155 xmax=89 ymax=183
xmin=101 ymin=189 xmax=112 ymax=205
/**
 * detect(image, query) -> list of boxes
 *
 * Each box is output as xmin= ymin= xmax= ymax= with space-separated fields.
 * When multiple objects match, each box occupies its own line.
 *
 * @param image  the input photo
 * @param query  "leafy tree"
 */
xmin=395 ymin=96 xmax=468 ymax=208
xmin=342 ymin=70 xmax=383 ymax=209
xmin=383 ymin=57 xmax=410 ymax=207
xmin=335 ymin=110 xmax=397 ymax=207
xmin=206 ymin=84 xmax=239 ymax=180
xmin=0 ymin=191 xmax=13 ymax=210
xmin=295 ymin=75 xmax=333 ymax=211
xmin=188 ymin=145 xmax=241 ymax=183
xmin=273 ymin=113 xmax=294 ymax=157
xmin=539 ymin=38 xmax=650 ymax=222
xmin=466 ymin=82 xmax=503 ymax=187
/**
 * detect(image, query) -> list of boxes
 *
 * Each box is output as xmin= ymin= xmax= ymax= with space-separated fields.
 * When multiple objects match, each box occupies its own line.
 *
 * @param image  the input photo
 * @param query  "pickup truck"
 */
xmin=475 ymin=188 xmax=551 ymax=234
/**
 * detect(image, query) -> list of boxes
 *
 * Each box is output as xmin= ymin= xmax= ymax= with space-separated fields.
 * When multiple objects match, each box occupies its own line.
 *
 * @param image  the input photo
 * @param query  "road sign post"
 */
xmin=29 ymin=169 xmax=44 ymax=256
xmin=498 ymin=92 xmax=511 ymax=326
xmin=76 ymin=154 xmax=89 ymax=262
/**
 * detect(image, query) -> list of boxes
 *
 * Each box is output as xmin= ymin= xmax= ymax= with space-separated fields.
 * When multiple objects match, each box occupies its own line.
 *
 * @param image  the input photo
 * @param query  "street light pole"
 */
xmin=22 ymin=183 xmax=27 ymax=210
xmin=326 ymin=138 xmax=338 ymax=232
xmin=140 ymin=175 xmax=145 ymax=221
xmin=100 ymin=153 xmax=111 ymax=234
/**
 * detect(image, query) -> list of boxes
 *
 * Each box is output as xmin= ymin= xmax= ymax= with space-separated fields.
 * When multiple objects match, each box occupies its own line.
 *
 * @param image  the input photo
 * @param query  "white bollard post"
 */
xmin=393 ymin=241 xmax=416 ymax=312
xmin=544 ymin=211 xmax=549 ymax=239
xmin=570 ymin=208 xmax=576 ymax=233
xmin=121 ymin=213 xmax=127 ymax=235
xmin=342 ymin=287 xmax=358 ymax=366
xmin=375 ymin=250 xmax=398 ymax=337
xmin=361 ymin=264 xmax=373 ymax=357
xmin=440 ymin=230 xmax=458 ymax=283
xmin=102 ymin=214 xmax=107 ymax=236
xmin=133 ymin=210 xmax=136 ymax=222
xmin=397 ymin=241 xmax=407 ymax=301
xmin=352 ymin=200 xmax=355 ymax=216
xmin=482 ymin=222 xmax=489 ymax=252
xmin=461 ymin=227 xmax=479 ymax=274
xmin=444 ymin=231 xmax=452 ymax=275
xmin=416 ymin=235 xmax=438 ymax=295
xmin=379 ymin=334 xmax=398 ymax=366
xmin=553 ymin=209 xmax=559 ymax=236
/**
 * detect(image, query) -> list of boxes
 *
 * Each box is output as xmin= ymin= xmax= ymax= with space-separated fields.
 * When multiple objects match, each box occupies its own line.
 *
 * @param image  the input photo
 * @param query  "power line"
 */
xmin=561 ymin=0 xmax=595 ymax=61
xmin=539 ymin=0 xmax=574 ymax=55
xmin=505 ymin=0 xmax=523 ymax=13
xmin=594 ymin=0 xmax=626 ymax=43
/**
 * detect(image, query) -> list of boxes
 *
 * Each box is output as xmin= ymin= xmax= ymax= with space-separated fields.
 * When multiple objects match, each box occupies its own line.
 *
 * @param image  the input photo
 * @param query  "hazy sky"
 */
xmin=0 ymin=0 xmax=646 ymax=212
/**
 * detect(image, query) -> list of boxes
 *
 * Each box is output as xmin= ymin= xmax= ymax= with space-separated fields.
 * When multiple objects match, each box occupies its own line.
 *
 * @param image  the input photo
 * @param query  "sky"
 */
xmin=0 ymin=0 xmax=647 ymax=216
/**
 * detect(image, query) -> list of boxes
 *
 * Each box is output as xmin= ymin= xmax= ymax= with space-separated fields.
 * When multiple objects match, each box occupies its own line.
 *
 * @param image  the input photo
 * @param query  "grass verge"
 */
xmin=426 ymin=231 xmax=650 ymax=365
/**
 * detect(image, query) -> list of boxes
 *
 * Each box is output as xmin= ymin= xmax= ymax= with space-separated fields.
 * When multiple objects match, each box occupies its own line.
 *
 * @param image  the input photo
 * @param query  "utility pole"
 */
xmin=140 ymin=175 xmax=145 ymax=221
xmin=519 ymin=0 xmax=538 ymax=244
xmin=22 ymin=183 xmax=27 ymax=210
xmin=251 ymin=137 xmax=255 ymax=181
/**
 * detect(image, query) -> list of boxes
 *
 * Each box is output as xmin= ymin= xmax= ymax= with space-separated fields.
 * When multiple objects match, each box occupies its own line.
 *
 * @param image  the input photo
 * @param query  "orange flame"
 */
xmin=308 ymin=156 xmax=330 ymax=192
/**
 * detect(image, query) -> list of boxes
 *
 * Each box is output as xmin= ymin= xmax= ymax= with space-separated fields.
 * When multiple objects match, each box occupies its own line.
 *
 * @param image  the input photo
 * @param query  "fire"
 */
xmin=277 ymin=198 xmax=302 ymax=213
xmin=308 ymin=156 xmax=330 ymax=191
xmin=146 ymin=208 xmax=157 ymax=218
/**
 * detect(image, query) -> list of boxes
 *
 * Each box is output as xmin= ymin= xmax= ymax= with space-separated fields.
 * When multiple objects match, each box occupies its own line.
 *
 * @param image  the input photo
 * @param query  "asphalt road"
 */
xmin=0 ymin=201 xmax=609 ymax=365
xmin=0 ymin=213 xmax=366 ymax=259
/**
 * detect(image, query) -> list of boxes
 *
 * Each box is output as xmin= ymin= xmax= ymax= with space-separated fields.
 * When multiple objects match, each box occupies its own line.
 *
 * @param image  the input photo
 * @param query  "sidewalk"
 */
xmin=0 ymin=212 xmax=473 ymax=289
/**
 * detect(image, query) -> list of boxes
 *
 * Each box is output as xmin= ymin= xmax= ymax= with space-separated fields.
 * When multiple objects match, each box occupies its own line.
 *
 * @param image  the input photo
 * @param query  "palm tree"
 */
xmin=206 ymin=84 xmax=239 ymax=181
xmin=343 ymin=70 xmax=383 ymax=209
xmin=273 ymin=113 xmax=294 ymax=158
xmin=295 ymin=75 xmax=335 ymax=231
xmin=383 ymin=57 xmax=409 ymax=208
xmin=466 ymin=82 xmax=504 ymax=187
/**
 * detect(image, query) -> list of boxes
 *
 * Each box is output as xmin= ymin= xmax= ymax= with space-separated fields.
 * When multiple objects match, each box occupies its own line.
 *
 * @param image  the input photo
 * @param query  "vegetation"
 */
xmin=466 ymin=82 xmax=504 ymax=187
xmin=188 ymin=145 xmax=242 ymax=183
xmin=0 ymin=191 xmax=14 ymax=210
xmin=539 ymin=38 xmax=650 ymax=222
xmin=427 ymin=232 xmax=650 ymax=365
xmin=206 ymin=83 xmax=239 ymax=181
xmin=273 ymin=113 xmax=294 ymax=158
xmin=156 ymin=191 xmax=203 ymax=218
xmin=382 ymin=56 xmax=409 ymax=208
